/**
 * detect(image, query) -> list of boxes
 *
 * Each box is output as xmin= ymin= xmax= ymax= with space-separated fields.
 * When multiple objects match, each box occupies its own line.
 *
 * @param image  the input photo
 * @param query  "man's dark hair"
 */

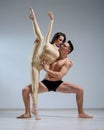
xmin=51 ymin=32 xmax=66 ymax=44
xmin=67 ymin=40 xmax=74 ymax=53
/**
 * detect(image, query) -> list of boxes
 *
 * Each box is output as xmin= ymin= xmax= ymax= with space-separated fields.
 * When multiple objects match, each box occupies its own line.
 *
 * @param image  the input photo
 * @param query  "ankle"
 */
xmin=32 ymin=104 xmax=38 ymax=110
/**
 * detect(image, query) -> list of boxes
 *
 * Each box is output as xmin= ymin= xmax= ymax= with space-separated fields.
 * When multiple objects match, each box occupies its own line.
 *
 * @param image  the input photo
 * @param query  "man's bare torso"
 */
xmin=45 ymin=57 xmax=71 ymax=81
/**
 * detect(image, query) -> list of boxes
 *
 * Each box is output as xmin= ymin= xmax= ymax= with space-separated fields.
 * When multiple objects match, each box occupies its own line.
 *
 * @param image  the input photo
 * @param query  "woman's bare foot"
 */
xmin=78 ymin=112 xmax=93 ymax=118
xmin=17 ymin=113 xmax=31 ymax=118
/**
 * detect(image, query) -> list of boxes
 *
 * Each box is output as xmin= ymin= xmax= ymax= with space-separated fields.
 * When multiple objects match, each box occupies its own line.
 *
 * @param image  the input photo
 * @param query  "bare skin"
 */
xmin=17 ymin=42 xmax=93 ymax=119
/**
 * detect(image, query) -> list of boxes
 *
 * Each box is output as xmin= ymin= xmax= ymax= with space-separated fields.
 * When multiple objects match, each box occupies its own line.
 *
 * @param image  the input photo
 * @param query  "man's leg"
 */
xmin=56 ymin=82 xmax=93 ymax=118
xmin=17 ymin=82 xmax=48 ymax=119
xmin=17 ymin=84 xmax=32 ymax=118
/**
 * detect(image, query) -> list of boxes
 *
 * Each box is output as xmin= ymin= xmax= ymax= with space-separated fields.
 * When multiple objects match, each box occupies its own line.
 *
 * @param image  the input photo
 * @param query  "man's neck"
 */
xmin=59 ymin=53 xmax=67 ymax=60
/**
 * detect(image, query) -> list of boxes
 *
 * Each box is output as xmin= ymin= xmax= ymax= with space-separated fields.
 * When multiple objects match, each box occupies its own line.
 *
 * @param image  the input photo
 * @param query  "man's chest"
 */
xmin=50 ymin=59 xmax=66 ymax=70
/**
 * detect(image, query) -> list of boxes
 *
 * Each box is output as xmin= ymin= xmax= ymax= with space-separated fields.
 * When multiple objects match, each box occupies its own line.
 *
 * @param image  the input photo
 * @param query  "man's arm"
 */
xmin=42 ymin=61 xmax=72 ymax=80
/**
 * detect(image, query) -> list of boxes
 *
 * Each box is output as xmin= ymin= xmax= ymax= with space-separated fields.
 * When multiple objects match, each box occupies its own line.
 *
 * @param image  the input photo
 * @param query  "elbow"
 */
xmin=57 ymin=72 xmax=66 ymax=80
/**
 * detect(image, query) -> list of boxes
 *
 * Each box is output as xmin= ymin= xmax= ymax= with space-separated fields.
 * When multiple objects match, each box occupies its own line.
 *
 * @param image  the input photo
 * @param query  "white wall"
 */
xmin=0 ymin=0 xmax=104 ymax=109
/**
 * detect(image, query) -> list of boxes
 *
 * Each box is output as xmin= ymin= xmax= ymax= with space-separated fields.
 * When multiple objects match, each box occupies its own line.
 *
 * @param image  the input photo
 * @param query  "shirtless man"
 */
xmin=29 ymin=7 xmax=66 ymax=120
xmin=17 ymin=41 xmax=93 ymax=119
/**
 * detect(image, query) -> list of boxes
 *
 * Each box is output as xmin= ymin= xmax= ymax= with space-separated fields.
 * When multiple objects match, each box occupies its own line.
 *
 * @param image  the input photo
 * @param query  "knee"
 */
xmin=78 ymin=87 xmax=84 ymax=94
xmin=22 ymin=86 xmax=30 ymax=95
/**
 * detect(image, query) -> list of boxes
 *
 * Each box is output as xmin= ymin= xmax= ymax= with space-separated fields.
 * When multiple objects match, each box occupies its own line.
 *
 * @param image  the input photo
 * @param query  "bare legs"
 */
xmin=56 ymin=82 xmax=93 ymax=118
xmin=17 ymin=83 xmax=48 ymax=119
xmin=73 ymin=89 xmax=93 ymax=118
xmin=76 ymin=88 xmax=93 ymax=118
xmin=17 ymin=83 xmax=93 ymax=119
xmin=17 ymin=85 xmax=31 ymax=118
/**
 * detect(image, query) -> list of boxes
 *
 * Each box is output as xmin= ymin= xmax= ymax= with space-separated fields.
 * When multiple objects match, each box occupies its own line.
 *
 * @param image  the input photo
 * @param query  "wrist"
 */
xmin=46 ymin=68 xmax=50 ymax=73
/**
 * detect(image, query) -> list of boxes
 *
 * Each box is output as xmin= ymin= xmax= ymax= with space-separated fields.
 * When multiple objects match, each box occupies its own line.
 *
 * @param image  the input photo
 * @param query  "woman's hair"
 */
xmin=51 ymin=32 xmax=66 ymax=44
xmin=67 ymin=40 xmax=74 ymax=53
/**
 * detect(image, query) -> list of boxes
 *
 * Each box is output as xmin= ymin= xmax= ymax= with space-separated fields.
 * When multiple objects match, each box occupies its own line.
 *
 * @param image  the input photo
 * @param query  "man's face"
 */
xmin=59 ymin=42 xmax=70 ymax=54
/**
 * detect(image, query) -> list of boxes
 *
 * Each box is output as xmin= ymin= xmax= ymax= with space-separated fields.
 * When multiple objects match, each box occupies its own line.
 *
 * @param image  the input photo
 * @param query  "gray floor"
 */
xmin=0 ymin=109 xmax=104 ymax=130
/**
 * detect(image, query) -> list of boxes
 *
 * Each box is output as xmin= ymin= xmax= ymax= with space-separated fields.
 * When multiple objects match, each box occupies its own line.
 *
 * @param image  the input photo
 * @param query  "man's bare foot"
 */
xmin=78 ymin=112 xmax=93 ymax=118
xmin=29 ymin=7 xmax=35 ymax=20
xmin=17 ymin=113 xmax=31 ymax=119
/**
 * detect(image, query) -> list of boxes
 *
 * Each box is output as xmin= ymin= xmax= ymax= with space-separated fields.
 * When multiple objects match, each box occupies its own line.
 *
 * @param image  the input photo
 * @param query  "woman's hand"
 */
xmin=42 ymin=60 xmax=49 ymax=72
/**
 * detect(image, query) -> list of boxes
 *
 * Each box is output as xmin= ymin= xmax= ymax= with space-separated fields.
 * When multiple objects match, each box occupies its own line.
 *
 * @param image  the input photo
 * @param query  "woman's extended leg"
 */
xmin=29 ymin=7 xmax=44 ymax=42
xmin=29 ymin=7 xmax=44 ymax=120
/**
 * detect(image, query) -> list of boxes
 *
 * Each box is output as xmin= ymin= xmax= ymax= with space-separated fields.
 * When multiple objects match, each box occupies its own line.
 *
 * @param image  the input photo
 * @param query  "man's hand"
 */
xmin=69 ymin=60 xmax=73 ymax=68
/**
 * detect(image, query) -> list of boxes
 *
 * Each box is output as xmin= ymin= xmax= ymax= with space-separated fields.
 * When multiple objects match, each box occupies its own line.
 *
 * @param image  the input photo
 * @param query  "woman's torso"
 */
xmin=31 ymin=43 xmax=59 ymax=70
xmin=39 ymin=44 xmax=59 ymax=69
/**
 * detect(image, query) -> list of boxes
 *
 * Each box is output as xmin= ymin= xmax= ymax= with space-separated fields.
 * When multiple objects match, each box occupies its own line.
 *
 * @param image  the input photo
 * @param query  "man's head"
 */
xmin=67 ymin=40 xmax=74 ymax=53
xmin=59 ymin=40 xmax=74 ymax=55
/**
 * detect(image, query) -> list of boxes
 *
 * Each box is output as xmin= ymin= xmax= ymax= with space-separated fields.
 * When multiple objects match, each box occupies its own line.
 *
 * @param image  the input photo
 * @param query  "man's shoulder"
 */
xmin=65 ymin=58 xmax=73 ymax=67
xmin=66 ymin=58 xmax=71 ymax=63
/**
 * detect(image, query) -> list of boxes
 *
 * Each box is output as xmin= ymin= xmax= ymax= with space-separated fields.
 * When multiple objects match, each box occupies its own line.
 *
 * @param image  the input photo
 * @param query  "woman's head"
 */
xmin=51 ymin=32 xmax=66 ymax=47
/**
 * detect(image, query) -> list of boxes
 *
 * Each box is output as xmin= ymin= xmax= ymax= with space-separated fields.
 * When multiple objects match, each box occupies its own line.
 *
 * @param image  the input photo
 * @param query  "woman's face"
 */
xmin=55 ymin=35 xmax=65 ymax=47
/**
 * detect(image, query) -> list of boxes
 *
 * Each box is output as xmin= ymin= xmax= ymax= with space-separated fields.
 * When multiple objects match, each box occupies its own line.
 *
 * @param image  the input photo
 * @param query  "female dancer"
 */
xmin=29 ymin=7 xmax=66 ymax=119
